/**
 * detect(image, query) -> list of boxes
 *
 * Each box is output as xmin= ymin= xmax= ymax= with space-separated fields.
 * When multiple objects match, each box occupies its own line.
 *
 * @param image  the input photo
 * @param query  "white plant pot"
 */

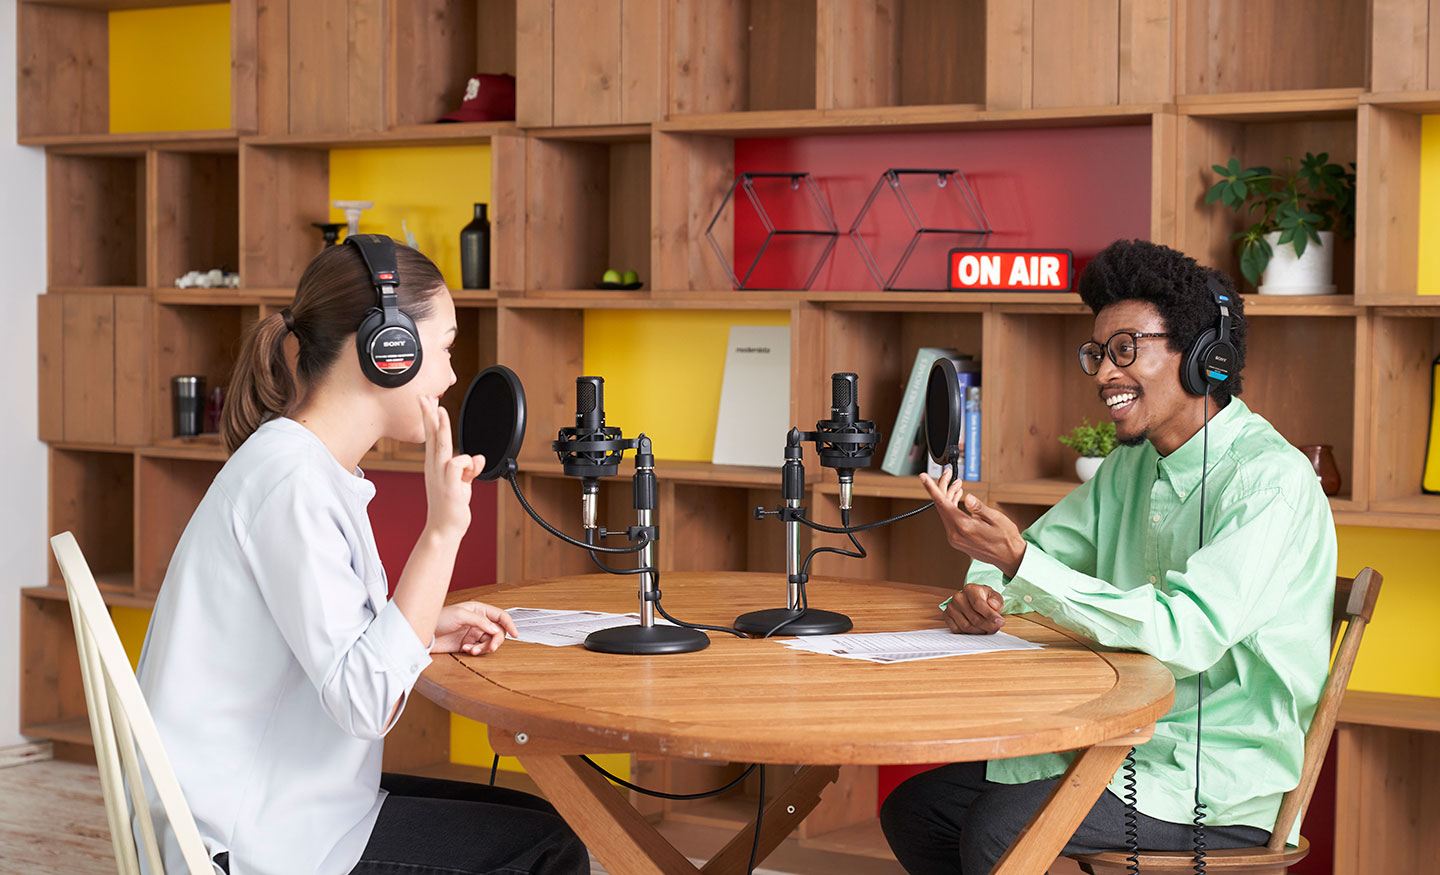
xmin=1075 ymin=456 xmax=1104 ymax=482
xmin=1257 ymin=230 xmax=1335 ymax=295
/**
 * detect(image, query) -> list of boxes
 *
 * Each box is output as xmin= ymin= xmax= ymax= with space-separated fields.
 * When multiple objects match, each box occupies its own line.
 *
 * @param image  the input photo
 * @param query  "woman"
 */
xmin=134 ymin=238 xmax=588 ymax=875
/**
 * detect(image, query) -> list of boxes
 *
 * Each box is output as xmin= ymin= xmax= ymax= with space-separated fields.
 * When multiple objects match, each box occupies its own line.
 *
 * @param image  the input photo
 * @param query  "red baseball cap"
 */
xmin=438 ymin=73 xmax=516 ymax=123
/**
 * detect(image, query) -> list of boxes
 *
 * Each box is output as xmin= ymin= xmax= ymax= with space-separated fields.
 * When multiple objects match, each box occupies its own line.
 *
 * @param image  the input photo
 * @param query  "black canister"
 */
xmin=172 ymin=375 xmax=206 ymax=437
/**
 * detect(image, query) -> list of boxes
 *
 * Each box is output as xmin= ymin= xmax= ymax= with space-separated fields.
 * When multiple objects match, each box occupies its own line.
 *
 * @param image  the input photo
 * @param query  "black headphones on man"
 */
xmin=346 ymin=234 xmax=423 ymax=388
xmin=1179 ymin=275 xmax=1238 ymax=397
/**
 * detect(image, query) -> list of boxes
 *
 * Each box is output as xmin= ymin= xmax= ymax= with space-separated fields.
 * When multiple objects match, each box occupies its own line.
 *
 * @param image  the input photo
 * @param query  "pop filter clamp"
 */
xmin=738 ymin=369 xmax=958 ymax=637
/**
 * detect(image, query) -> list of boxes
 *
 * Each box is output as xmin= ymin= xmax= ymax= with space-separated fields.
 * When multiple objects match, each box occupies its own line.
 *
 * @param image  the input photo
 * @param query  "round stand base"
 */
xmin=583 ymin=623 xmax=710 ymax=655
xmin=733 ymin=607 xmax=853 ymax=637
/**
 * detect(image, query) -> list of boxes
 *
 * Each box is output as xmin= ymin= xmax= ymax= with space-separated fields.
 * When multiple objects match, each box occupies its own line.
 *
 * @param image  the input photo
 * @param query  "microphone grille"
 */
xmin=832 ymin=373 xmax=854 ymax=409
xmin=577 ymin=381 xmax=597 ymax=415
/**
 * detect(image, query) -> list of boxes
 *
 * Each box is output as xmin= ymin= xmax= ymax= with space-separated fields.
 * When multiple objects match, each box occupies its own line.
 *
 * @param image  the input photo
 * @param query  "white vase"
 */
xmin=1258 ymin=230 xmax=1335 ymax=295
xmin=1075 ymin=456 xmax=1104 ymax=482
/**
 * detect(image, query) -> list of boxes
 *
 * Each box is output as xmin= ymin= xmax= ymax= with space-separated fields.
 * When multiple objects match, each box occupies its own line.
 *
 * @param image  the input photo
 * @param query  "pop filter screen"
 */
xmin=925 ymin=357 xmax=962 ymax=467
xmin=459 ymin=365 xmax=527 ymax=481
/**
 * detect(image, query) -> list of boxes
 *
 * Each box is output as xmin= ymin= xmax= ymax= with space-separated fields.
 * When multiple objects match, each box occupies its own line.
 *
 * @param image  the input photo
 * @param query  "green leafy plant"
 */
xmin=1206 ymin=152 xmax=1356 ymax=285
xmin=1058 ymin=419 xmax=1118 ymax=458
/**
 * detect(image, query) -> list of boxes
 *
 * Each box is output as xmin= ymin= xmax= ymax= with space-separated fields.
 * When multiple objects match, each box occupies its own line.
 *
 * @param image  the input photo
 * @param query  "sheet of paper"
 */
xmin=504 ymin=607 xmax=673 ymax=647
xmin=780 ymin=628 xmax=1043 ymax=663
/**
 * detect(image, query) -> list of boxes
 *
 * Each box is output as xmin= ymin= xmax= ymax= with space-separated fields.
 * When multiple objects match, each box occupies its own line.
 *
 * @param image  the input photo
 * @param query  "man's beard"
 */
xmin=1120 ymin=428 xmax=1148 ymax=448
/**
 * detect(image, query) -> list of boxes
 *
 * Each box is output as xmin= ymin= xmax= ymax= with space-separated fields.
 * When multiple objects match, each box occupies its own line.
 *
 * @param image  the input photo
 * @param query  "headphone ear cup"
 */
xmin=1180 ymin=327 xmax=1217 ymax=396
xmin=355 ymin=307 xmax=424 ymax=388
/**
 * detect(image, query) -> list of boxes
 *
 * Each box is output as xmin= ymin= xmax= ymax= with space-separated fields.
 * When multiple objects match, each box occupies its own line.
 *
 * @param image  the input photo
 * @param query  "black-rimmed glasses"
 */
xmin=1077 ymin=331 xmax=1171 ymax=375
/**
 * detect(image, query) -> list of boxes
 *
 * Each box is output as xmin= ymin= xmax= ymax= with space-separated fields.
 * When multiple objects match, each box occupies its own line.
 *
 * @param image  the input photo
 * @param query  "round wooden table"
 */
xmin=418 ymin=572 xmax=1175 ymax=875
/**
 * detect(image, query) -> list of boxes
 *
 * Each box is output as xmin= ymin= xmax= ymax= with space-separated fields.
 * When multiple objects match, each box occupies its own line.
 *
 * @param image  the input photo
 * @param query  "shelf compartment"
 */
xmin=497 ymin=471 xmax=637 ymax=582
xmin=669 ymin=0 xmax=818 ymax=116
xmin=153 ymin=301 xmax=260 ymax=444
xmin=20 ymin=592 xmax=88 ymax=742
xmin=17 ymin=2 xmax=253 ymax=141
xmin=818 ymin=0 xmax=984 ymax=111
xmin=526 ymin=137 xmax=651 ymax=291
xmin=1178 ymin=112 xmax=1357 ymax=295
xmin=391 ymin=0 xmax=516 ymax=129
xmin=1369 ymin=311 xmax=1440 ymax=518
xmin=1357 ymin=104 xmax=1433 ymax=303
xmin=47 ymin=151 xmax=148 ymax=288
xmin=48 ymin=447 xmax=135 ymax=590
xmin=1241 ymin=312 xmax=1363 ymax=506
xmin=1180 ymin=1 xmax=1367 ymax=97
xmin=135 ymin=455 xmax=225 ymax=595
xmin=154 ymin=149 xmax=240 ymax=290
xmin=658 ymin=123 xmax=1152 ymax=294
xmin=821 ymin=308 xmax=984 ymax=478
xmin=664 ymin=484 xmax=786 ymax=576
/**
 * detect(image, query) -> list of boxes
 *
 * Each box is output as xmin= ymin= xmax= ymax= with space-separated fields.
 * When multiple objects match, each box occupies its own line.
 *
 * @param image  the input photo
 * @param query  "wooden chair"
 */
xmin=50 ymin=531 xmax=215 ymax=874
xmin=1068 ymin=568 xmax=1382 ymax=875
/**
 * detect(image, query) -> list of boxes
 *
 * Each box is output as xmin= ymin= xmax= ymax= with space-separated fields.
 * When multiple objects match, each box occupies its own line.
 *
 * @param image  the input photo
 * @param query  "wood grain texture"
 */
xmin=986 ymin=0 xmax=1033 ymax=109
xmin=1182 ymin=0 xmax=1367 ymax=95
xmin=668 ymin=0 xmax=748 ymax=116
xmin=748 ymin=0 xmax=818 ymax=112
xmin=390 ymin=0 xmax=481 ymax=128
xmin=820 ymin=0 xmax=900 ymax=110
xmin=994 ymin=744 xmax=1132 ymax=874
xmin=38 ymin=295 xmax=65 ymax=442
xmin=288 ymin=0 xmax=350 ymax=135
xmin=490 ymin=134 xmax=528 ymax=291
xmin=49 ymin=154 xmax=144 ymax=288
xmin=896 ymin=0 xmax=986 ymax=107
xmin=62 ymin=296 xmax=115 ymax=445
xmin=1118 ymin=0 xmax=1171 ymax=104
xmin=516 ymin=0 xmax=554 ymax=126
xmin=238 ymin=145 xmax=329 ymax=288
xmin=1334 ymin=723 xmax=1440 ymax=874
xmin=256 ymin=0 xmax=290 ymax=135
xmin=347 ymin=0 xmax=386 ymax=133
xmin=553 ymin=0 xmax=623 ymax=126
xmin=620 ymin=0 xmax=662 ymax=123
xmin=112 ymin=295 xmax=150 ymax=447
xmin=417 ymin=574 xmax=1174 ymax=764
xmin=1032 ymin=0 xmax=1119 ymax=109
xmin=1371 ymin=0 xmax=1430 ymax=92
xmin=1357 ymin=105 xmax=1421 ymax=298
xmin=16 ymin=3 xmax=107 ymax=139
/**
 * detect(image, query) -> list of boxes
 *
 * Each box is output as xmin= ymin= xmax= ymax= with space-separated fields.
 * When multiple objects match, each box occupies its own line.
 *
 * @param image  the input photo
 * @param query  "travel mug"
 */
xmin=172 ymin=376 xmax=206 ymax=437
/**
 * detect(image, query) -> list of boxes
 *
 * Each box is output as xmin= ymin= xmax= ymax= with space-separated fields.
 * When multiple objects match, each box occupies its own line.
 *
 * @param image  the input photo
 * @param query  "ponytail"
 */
xmin=221 ymin=240 xmax=445 ymax=455
xmin=222 ymin=311 xmax=296 ymax=453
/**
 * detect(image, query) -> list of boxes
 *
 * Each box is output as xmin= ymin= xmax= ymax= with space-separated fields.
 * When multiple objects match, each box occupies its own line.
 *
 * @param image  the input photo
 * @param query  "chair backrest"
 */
xmin=50 ymin=532 xmax=215 ymax=875
xmin=1266 ymin=568 xmax=1383 ymax=850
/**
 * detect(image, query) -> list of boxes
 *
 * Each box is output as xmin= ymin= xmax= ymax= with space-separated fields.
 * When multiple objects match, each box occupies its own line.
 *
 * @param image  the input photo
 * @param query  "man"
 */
xmin=880 ymin=239 xmax=1336 ymax=874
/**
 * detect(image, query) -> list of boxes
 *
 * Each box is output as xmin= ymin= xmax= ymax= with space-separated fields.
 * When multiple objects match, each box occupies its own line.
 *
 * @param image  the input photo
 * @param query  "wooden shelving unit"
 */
xmin=20 ymin=0 xmax=1440 ymax=870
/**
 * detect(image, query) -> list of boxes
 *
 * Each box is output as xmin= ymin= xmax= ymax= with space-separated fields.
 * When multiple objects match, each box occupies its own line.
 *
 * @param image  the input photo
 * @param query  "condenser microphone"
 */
xmin=813 ymin=372 xmax=880 ymax=510
xmin=553 ymin=376 xmax=628 ymax=531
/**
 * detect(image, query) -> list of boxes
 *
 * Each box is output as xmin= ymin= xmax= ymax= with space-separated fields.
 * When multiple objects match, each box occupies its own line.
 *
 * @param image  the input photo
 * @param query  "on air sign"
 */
xmin=948 ymin=249 xmax=1074 ymax=291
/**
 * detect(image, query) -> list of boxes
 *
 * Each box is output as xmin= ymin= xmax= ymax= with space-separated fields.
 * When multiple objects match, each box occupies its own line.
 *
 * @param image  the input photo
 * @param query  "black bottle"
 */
xmin=460 ymin=203 xmax=491 ymax=289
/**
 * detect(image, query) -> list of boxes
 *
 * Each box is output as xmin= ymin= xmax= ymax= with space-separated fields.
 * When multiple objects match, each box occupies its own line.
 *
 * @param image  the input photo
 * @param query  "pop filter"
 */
xmin=458 ymin=364 xmax=527 ymax=481
xmin=925 ymin=357 xmax=962 ymax=468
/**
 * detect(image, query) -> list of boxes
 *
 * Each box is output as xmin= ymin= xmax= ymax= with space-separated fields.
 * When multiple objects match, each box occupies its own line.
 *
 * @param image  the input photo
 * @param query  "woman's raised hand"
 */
xmin=419 ymin=397 xmax=484 ymax=542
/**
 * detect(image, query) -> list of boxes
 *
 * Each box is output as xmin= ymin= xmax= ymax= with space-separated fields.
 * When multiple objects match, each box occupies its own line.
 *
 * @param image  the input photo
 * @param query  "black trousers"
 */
xmin=216 ymin=772 xmax=589 ymax=875
xmin=878 ymin=761 xmax=1270 ymax=875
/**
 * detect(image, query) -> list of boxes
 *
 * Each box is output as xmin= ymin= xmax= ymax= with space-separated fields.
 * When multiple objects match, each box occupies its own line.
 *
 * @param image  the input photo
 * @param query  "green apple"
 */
xmin=621 ymin=269 xmax=639 ymax=285
xmin=602 ymin=269 xmax=621 ymax=284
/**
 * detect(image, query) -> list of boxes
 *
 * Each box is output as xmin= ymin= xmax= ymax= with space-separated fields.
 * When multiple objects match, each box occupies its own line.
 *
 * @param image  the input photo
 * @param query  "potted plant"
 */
xmin=1206 ymin=152 xmax=1356 ymax=295
xmin=1059 ymin=419 xmax=1117 ymax=482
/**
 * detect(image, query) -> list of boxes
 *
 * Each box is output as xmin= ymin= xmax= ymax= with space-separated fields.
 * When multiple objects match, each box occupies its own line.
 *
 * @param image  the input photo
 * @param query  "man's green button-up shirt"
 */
xmin=967 ymin=397 xmax=1336 ymax=841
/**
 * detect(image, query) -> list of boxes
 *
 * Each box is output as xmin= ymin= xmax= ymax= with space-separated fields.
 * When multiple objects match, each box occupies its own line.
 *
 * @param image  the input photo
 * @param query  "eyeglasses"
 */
xmin=1077 ymin=331 xmax=1171 ymax=376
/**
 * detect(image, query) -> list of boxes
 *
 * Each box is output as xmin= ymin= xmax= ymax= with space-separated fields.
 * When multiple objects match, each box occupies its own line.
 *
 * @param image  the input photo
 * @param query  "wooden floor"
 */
xmin=0 ymin=756 xmax=911 ymax=874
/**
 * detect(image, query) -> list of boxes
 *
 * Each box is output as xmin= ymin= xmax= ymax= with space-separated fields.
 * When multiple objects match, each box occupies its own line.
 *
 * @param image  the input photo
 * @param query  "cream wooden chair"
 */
xmin=50 ymin=531 xmax=215 ymax=875
xmin=1070 ymin=567 xmax=1383 ymax=875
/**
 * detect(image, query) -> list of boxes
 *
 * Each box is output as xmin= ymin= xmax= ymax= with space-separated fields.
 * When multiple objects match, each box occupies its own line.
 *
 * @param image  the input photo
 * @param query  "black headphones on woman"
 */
xmin=346 ymin=234 xmax=423 ymax=388
xmin=1179 ymin=276 xmax=1238 ymax=397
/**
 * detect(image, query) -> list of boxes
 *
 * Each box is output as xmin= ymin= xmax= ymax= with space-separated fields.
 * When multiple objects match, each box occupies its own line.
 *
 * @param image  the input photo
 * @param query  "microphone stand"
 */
xmin=737 ymin=428 xmax=855 ymax=636
xmin=582 ymin=435 xmax=709 ymax=655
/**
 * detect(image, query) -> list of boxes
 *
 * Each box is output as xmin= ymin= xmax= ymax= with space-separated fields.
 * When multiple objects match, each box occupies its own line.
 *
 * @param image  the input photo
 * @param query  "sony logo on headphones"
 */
xmin=1213 ymin=354 xmax=1229 ymax=363
xmin=382 ymin=340 xmax=408 ymax=348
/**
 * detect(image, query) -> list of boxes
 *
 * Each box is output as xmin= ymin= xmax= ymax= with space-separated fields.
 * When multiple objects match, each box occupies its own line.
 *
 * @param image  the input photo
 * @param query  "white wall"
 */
xmin=0 ymin=0 xmax=50 ymax=747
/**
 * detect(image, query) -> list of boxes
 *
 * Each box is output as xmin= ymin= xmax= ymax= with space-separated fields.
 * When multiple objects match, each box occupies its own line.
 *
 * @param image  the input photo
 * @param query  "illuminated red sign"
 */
xmin=948 ymin=249 xmax=1074 ymax=291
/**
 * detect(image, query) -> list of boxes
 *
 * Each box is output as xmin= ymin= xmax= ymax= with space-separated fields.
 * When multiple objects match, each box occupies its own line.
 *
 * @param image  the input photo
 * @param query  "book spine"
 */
xmin=882 ymin=349 xmax=946 ymax=476
xmin=963 ymin=386 xmax=982 ymax=482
